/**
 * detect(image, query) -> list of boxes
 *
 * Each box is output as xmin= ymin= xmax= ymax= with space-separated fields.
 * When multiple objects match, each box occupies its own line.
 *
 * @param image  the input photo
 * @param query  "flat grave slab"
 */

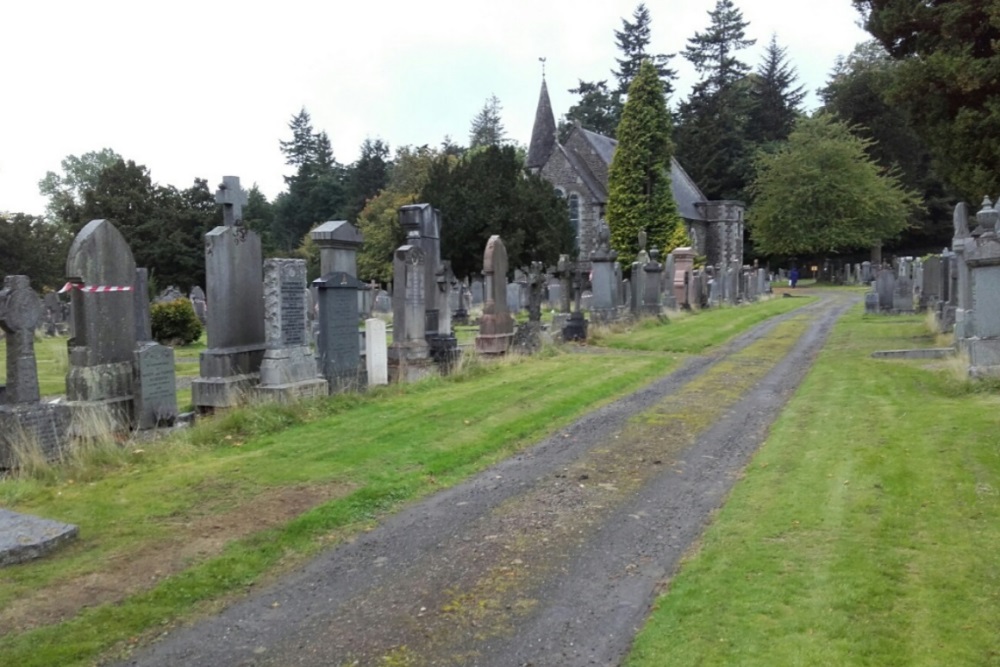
xmin=0 ymin=509 xmax=78 ymax=567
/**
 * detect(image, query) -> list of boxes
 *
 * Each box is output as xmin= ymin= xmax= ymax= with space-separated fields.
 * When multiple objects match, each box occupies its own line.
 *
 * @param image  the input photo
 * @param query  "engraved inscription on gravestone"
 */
xmin=281 ymin=279 xmax=307 ymax=347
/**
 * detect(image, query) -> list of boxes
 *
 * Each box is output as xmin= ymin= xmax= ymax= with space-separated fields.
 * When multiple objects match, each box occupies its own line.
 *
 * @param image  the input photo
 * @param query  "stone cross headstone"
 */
xmin=192 ymin=177 xmax=267 ymax=410
xmin=64 ymin=219 xmax=137 ymax=424
xmin=258 ymin=259 xmax=327 ymax=401
xmin=0 ymin=276 xmax=71 ymax=466
xmin=475 ymin=236 xmax=515 ymax=355
xmin=216 ymin=175 xmax=248 ymax=227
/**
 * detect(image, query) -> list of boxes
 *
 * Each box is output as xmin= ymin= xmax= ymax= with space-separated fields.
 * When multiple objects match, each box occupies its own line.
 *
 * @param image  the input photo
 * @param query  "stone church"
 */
xmin=525 ymin=78 xmax=744 ymax=268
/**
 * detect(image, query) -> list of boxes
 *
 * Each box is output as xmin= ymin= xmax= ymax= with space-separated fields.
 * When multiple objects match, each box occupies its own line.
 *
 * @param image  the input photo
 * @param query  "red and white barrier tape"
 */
xmin=58 ymin=282 xmax=134 ymax=294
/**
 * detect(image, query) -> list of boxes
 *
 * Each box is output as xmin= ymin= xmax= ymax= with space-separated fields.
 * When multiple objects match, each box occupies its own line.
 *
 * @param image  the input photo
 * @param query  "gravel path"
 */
xmin=117 ymin=294 xmax=855 ymax=667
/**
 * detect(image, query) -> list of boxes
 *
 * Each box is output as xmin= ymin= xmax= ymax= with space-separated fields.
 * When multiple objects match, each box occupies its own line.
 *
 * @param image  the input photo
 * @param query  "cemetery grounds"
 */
xmin=2 ymin=289 xmax=1000 ymax=665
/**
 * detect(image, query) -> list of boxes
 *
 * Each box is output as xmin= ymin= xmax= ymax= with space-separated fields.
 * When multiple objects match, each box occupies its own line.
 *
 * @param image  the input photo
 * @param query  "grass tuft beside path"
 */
xmin=627 ymin=308 xmax=1000 ymax=667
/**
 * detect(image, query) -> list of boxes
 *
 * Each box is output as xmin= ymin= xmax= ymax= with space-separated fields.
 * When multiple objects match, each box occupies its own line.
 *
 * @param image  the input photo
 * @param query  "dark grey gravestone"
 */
xmin=864 ymin=291 xmax=879 ymax=315
xmin=893 ymin=275 xmax=914 ymax=313
xmin=876 ymin=271 xmax=896 ymax=312
xmin=399 ymin=204 xmax=442 ymax=336
xmin=155 ymin=286 xmax=184 ymax=304
xmin=470 ymin=280 xmax=484 ymax=306
xmin=134 ymin=268 xmax=153 ymax=343
xmin=589 ymin=222 xmax=618 ymax=323
xmin=64 ymin=220 xmax=136 ymax=424
xmin=133 ymin=342 xmax=177 ymax=428
xmin=388 ymin=245 xmax=431 ymax=382
xmin=0 ymin=276 xmax=71 ymax=467
xmin=642 ymin=249 xmax=664 ymax=316
xmin=189 ymin=286 xmax=207 ymax=325
xmin=311 ymin=220 xmax=364 ymax=278
xmin=0 ymin=509 xmax=78 ymax=567
xmin=258 ymin=259 xmax=326 ymax=401
xmin=314 ymin=272 xmax=364 ymax=392
xmin=192 ymin=177 xmax=267 ymax=410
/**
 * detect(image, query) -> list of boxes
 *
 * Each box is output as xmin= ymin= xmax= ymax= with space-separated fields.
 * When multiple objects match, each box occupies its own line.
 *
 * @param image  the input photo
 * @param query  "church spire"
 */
xmin=526 ymin=72 xmax=557 ymax=172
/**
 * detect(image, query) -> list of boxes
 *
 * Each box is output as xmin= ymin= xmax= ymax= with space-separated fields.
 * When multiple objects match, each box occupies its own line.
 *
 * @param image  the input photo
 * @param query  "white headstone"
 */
xmin=365 ymin=318 xmax=388 ymax=386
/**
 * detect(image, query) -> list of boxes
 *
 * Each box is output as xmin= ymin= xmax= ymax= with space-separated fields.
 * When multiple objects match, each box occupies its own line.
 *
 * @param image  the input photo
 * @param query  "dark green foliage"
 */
xmin=151 ymin=298 xmax=203 ymax=346
xmin=38 ymin=148 xmax=122 ymax=225
xmin=77 ymin=160 xmax=218 ymax=290
xmin=343 ymin=138 xmax=390 ymax=222
xmin=748 ymin=114 xmax=920 ymax=256
xmin=853 ymin=0 xmax=1000 ymax=199
xmin=613 ymin=3 xmax=676 ymax=98
xmin=272 ymin=108 xmax=347 ymax=251
xmin=469 ymin=95 xmax=507 ymax=148
xmin=244 ymin=184 xmax=277 ymax=255
xmin=559 ymin=80 xmax=620 ymax=142
xmin=820 ymin=40 xmax=955 ymax=250
xmin=674 ymin=0 xmax=756 ymax=202
xmin=607 ymin=60 xmax=685 ymax=267
xmin=420 ymin=145 xmax=573 ymax=279
xmin=0 ymin=212 xmax=70 ymax=288
xmin=746 ymin=35 xmax=805 ymax=146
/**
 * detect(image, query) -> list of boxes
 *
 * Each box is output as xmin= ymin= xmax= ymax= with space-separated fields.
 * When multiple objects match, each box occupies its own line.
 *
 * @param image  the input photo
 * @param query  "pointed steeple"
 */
xmin=526 ymin=76 xmax=557 ymax=171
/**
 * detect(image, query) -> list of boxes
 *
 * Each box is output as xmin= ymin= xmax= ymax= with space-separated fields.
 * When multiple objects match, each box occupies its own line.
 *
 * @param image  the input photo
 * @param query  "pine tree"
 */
xmin=469 ymin=95 xmax=507 ymax=148
xmin=279 ymin=108 xmax=318 ymax=178
xmin=674 ymin=0 xmax=756 ymax=201
xmin=607 ymin=60 xmax=685 ymax=267
xmin=613 ymin=3 xmax=676 ymax=98
xmin=746 ymin=35 xmax=806 ymax=146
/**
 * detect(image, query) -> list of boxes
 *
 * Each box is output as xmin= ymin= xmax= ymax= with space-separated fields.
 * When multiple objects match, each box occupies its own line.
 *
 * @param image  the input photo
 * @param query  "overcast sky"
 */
xmin=1 ymin=0 xmax=869 ymax=217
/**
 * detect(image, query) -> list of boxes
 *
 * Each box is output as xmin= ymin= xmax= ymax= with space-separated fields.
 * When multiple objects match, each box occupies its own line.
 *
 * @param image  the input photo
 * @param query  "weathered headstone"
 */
xmin=399 ymin=204 xmax=442 ymax=336
xmin=192 ymin=177 xmax=267 ymax=410
xmin=189 ymin=286 xmax=207 ymax=325
xmin=475 ymin=236 xmax=515 ymax=355
xmin=155 ymin=286 xmax=184 ymax=304
xmin=365 ymin=318 xmax=388 ymax=386
xmin=672 ymin=247 xmax=696 ymax=308
xmin=953 ymin=201 xmax=973 ymax=340
xmin=388 ymin=245 xmax=432 ymax=381
xmin=315 ymin=271 xmax=365 ymax=391
xmin=590 ymin=221 xmax=619 ymax=323
xmin=64 ymin=219 xmax=137 ymax=426
xmin=642 ymin=249 xmax=664 ymax=316
xmin=258 ymin=259 xmax=327 ymax=401
xmin=133 ymin=267 xmax=177 ymax=429
xmin=876 ymin=270 xmax=896 ymax=312
xmin=0 ymin=276 xmax=71 ymax=467
xmin=960 ymin=198 xmax=1000 ymax=375
xmin=470 ymin=279 xmax=484 ymax=307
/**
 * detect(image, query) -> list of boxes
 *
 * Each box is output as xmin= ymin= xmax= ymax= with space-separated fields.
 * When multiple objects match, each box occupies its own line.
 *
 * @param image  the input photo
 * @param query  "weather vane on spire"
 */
xmin=539 ymin=56 xmax=547 ymax=79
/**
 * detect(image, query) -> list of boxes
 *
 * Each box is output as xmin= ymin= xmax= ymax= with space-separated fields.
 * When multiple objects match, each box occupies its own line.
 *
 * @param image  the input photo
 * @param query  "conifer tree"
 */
xmin=607 ymin=60 xmax=685 ymax=267
xmin=469 ymin=95 xmax=507 ymax=148
xmin=613 ymin=3 xmax=676 ymax=98
xmin=746 ymin=35 xmax=806 ymax=146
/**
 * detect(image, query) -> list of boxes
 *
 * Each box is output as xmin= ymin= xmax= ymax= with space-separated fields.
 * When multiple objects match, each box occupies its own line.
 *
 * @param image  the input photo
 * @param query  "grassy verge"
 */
xmin=626 ymin=308 xmax=1000 ymax=666
xmin=594 ymin=296 xmax=816 ymax=353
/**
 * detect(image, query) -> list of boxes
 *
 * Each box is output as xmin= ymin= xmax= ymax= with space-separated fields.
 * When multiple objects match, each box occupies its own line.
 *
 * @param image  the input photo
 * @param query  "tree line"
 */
xmin=2 ymin=0 xmax=993 ymax=288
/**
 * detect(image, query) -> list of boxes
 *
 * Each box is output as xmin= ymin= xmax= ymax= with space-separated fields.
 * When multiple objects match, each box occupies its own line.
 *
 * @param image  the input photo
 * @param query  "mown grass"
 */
xmin=593 ymin=296 xmax=816 ymax=353
xmin=0 ymin=297 xmax=814 ymax=666
xmin=626 ymin=308 xmax=1000 ymax=666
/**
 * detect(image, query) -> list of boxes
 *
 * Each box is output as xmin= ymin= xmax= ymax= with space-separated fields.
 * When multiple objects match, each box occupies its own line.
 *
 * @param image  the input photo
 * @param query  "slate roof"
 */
xmin=570 ymin=127 xmax=707 ymax=221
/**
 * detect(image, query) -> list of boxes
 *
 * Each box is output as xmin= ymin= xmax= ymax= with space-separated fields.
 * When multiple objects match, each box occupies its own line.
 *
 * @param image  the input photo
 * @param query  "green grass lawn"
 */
xmin=0 ymin=297 xmax=815 ymax=667
xmin=626 ymin=308 xmax=1000 ymax=667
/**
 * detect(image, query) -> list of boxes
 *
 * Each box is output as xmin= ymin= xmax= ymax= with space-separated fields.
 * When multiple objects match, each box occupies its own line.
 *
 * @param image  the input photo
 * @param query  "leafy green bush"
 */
xmin=151 ymin=298 xmax=203 ymax=345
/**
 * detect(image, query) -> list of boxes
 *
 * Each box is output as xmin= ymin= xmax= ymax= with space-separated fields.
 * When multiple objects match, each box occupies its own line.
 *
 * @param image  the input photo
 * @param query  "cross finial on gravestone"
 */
xmin=215 ymin=175 xmax=248 ymax=226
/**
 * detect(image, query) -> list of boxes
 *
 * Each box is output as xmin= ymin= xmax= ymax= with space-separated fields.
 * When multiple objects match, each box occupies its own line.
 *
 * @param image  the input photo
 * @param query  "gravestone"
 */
xmin=642 ymin=249 xmax=664 ymax=316
xmin=374 ymin=290 xmax=391 ymax=313
xmin=475 ymin=236 xmax=515 ymax=355
xmin=192 ymin=177 xmax=267 ymax=410
xmin=431 ymin=260 xmax=460 ymax=365
xmin=64 ymin=219 xmax=137 ymax=427
xmin=506 ymin=283 xmax=523 ymax=313
xmin=556 ymin=255 xmax=572 ymax=313
xmin=189 ymin=286 xmax=207 ymax=324
xmin=258 ymin=259 xmax=327 ymax=401
xmin=512 ymin=261 xmax=546 ymax=353
xmin=310 ymin=220 xmax=366 ymax=321
xmin=921 ymin=256 xmax=942 ymax=310
xmin=960 ymin=198 xmax=1000 ymax=375
xmin=876 ymin=270 xmax=896 ymax=312
xmin=864 ymin=291 xmax=879 ymax=315
xmin=0 ymin=509 xmax=78 ymax=566
xmin=953 ymin=201 xmax=973 ymax=340
xmin=562 ymin=263 xmax=589 ymax=342
xmin=470 ymin=279 xmax=484 ymax=307
xmin=315 ymin=271 xmax=366 ymax=391
xmin=388 ymin=245 xmax=432 ymax=381
xmin=365 ymin=318 xmax=388 ymax=386
xmin=133 ymin=267 xmax=177 ymax=429
xmin=589 ymin=221 xmax=619 ymax=323
xmin=399 ymin=204 xmax=442 ymax=337
xmin=672 ymin=247 xmax=696 ymax=308
xmin=893 ymin=274 xmax=915 ymax=313
xmin=155 ymin=286 xmax=184 ymax=304
xmin=0 ymin=276 xmax=71 ymax=467
xmin=662 ymin=252 xmax=677 ymax=309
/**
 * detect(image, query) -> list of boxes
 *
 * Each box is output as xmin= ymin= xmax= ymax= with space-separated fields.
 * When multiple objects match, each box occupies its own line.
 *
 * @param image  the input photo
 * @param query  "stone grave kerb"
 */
xmin=311 ymin=220 xmax=364 ymax=277
xmin=0 ymin=276 xmax=43 ymax=404
xmin=215 ymin=175 xmax=248 ymax=227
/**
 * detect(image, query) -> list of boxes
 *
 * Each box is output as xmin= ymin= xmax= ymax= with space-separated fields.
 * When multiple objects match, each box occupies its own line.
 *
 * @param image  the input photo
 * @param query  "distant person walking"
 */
xmin=789 ymin=267 xmax=799 ymax=288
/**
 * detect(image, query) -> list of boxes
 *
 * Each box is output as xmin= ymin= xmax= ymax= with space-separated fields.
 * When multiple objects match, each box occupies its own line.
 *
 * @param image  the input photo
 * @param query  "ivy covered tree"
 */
xmin=749 ymin=114 xmax=920 ymax=256
xmin=853 ymin=0 xmax=1000 ymax=199
xmin=674 ymin=0 xmax=756 ymax=201
xmin=607 ymin=59 xmax=685 ymax=267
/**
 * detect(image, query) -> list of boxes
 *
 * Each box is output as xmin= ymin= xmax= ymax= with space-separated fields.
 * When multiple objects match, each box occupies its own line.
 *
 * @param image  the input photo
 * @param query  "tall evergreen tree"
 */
xmin=613 ymin=3 xmax=676 ymax=98
xmin=674 ymin=0 xmax=756 ymax=201
xmin=746 ymin=35 xmax=806 ymax=146
xmin=558 ymin=80 xmax=619 ymax=142
xmin=469 ymin=95 xmax=507 ymax=148
xmin=279 ymin=108 xmax=318 ymax=177
xmin=607 ymin=60 xmax=685 ymax=267
xmin=343 ymin=138 xmax=390 ymax=222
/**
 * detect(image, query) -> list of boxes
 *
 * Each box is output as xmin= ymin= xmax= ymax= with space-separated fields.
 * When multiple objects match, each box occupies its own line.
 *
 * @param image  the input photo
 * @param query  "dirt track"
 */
xmin=116 ymin=293 xmax=855 ymax=667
